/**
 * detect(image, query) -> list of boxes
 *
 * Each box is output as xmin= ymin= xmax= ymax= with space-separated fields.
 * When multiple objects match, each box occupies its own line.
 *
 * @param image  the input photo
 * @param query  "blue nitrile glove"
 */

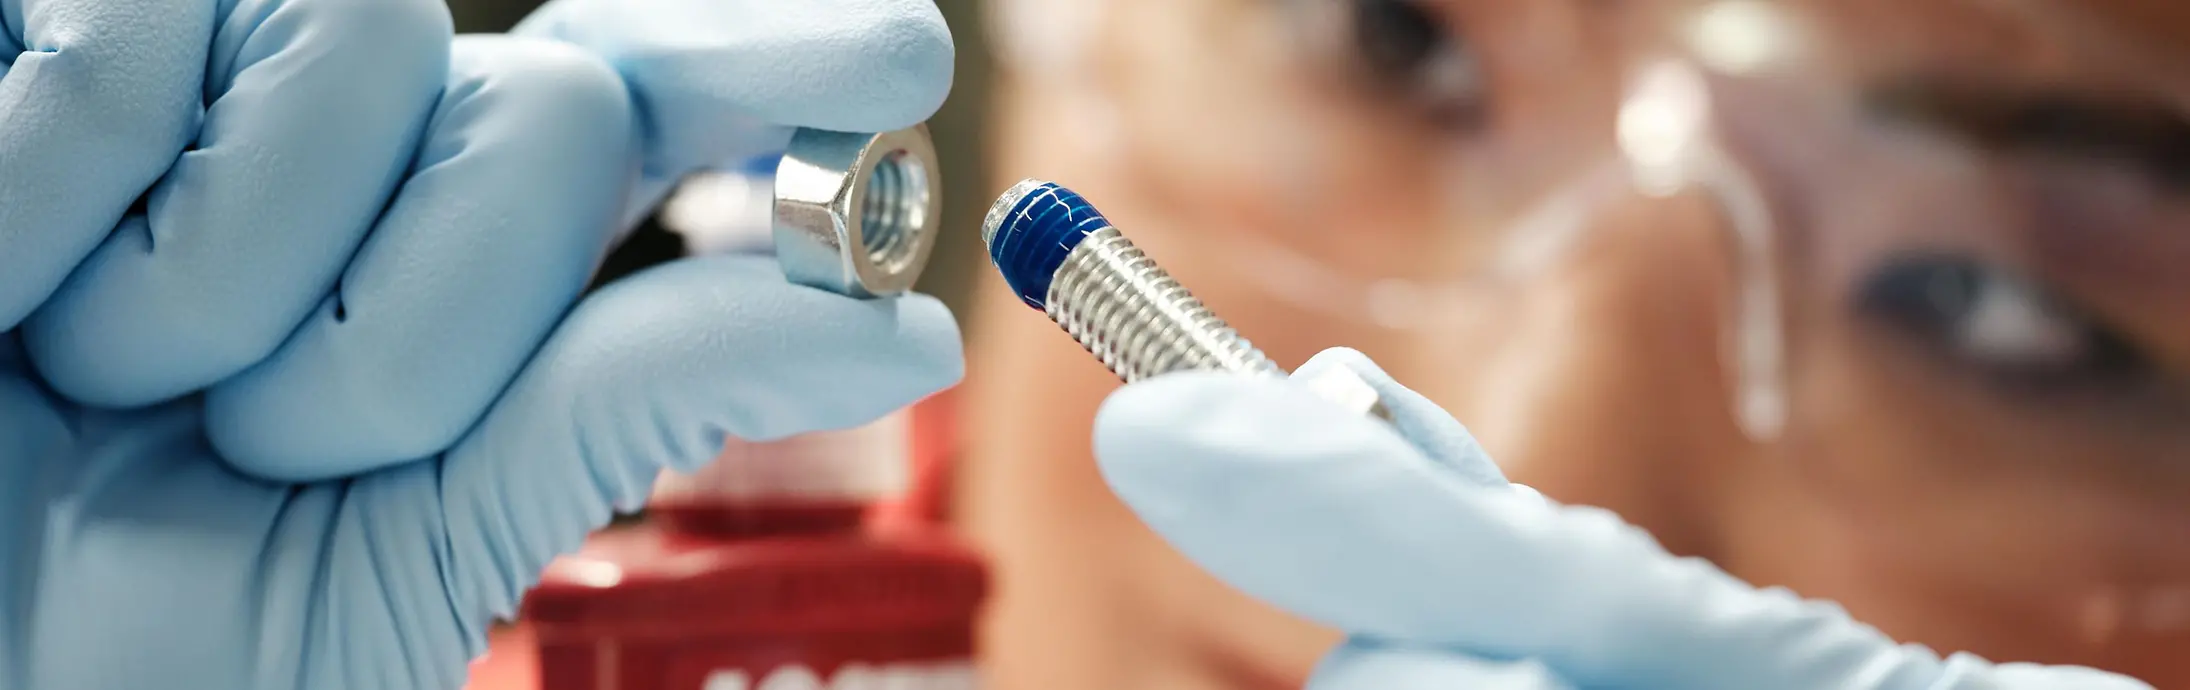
xmin=1095 ymin=348 xmax=2154 ymax=690
xmin=0 ymin=1 xmax=958 ymax=688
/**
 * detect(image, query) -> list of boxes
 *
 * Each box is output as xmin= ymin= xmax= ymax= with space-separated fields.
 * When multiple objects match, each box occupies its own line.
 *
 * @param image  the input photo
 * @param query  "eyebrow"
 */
xmin=1862 ymin=78 xmax=2190 ymax=191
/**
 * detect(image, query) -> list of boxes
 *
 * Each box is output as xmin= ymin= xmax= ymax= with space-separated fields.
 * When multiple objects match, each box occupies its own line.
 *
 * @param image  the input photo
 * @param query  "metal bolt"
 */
xmin=982 ymin=179 xmax=1391 ymax=419
xmin=773 ymin=125 xmax=942 ymax=299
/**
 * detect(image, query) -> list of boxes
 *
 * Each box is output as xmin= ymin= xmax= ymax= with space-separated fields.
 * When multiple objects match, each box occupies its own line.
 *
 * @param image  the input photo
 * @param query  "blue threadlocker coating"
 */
xmin=981 ymin=179 xmax=1282 ymax=382
xmin=983 ymin=180 xmax=1109 ymax=308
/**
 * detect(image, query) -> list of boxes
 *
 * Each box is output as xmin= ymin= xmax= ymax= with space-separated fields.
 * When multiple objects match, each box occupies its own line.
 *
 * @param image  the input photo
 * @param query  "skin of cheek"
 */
xmin=1096 ymin=0 xmax=1509 ymax=287
xmin=1435 ymin=190 xmax=1750 ymax=565
xmin=1719 ymin=302 xmax=2190 ymax=686
xmin=1425 ymin=179 xmax=2177 ymax=689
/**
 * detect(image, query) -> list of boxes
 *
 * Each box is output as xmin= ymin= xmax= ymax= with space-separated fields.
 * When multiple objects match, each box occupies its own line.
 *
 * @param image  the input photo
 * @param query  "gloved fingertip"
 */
xmin=1968 ymin=658 xmax=2155 ymax=690
xmin=642 ymin=0 xmax=956 ymax=132
xmin=813 ymin=0 xmax=956 ymax=131
xmin=1293 ymin=347 xmax=1385 ymax=381
xmin=699 ymin=0 xmax=953 ymax=133
xmin=1310 ymin=639 xmax=1577 ymax=690
xmin=1293 ymin=347 xmax=1506 ymax=486
xmin=519 ymin=0 xmax=954 ymax=161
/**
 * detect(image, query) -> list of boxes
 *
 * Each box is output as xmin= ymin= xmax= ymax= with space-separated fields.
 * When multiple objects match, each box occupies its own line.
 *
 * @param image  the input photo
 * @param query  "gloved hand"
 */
xmin=0 ymin=1 xmax=958 ymax=688
xmin=1095 ymin=348 xmax=2155 ymax=690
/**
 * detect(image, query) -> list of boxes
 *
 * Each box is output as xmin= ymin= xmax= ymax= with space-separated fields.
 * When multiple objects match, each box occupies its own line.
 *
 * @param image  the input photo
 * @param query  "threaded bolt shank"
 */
xmin=982 ymin=179 xmax=1280 ymax=382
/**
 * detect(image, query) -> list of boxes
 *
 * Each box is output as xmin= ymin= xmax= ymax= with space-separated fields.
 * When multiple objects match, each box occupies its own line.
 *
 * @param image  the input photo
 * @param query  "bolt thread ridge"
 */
xmin=1044 ymin=226 xmax=1282 ymax=382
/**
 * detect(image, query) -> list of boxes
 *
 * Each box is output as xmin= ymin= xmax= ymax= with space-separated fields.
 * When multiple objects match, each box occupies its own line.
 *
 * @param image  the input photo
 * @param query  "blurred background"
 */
xmin=461 ymin=2 xmax=2190 ymax=689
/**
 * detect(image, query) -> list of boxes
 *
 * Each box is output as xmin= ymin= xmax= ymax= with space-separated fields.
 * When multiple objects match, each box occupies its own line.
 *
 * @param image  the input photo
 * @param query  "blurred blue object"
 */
xmin=0 ymin=1 xmax=960 ymax=688
xmin=739 ymin=153 xmax=784 ymax=176
xmin=1093 ymin=347 xmax=2156 ymax=690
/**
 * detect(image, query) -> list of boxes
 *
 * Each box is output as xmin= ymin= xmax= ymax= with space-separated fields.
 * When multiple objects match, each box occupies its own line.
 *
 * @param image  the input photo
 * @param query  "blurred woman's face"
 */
xmin=961 ymin=1 xmax=2190 ymax=688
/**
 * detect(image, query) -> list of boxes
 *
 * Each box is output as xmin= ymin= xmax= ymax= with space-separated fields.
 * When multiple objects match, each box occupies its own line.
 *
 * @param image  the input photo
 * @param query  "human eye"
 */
xmin=1335 ymin=0 xmax=1486 ymax=126
xmin=1855 ymin=254 xmax=2153 ymax=392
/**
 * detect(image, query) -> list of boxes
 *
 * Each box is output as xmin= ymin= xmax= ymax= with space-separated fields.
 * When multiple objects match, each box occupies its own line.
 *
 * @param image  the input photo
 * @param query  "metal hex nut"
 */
xmin=773 ymin=125 xmax=942 ymax=299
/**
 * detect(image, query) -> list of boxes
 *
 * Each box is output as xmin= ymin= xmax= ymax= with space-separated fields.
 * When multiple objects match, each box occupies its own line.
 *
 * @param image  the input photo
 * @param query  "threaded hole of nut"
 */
xmin=860 ymin=149 xmax=930 ymax=274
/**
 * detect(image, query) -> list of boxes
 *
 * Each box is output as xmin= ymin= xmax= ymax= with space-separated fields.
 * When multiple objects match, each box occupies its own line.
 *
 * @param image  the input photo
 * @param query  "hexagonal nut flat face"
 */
xmin=772 ymin=125 xmax=942 ymax=299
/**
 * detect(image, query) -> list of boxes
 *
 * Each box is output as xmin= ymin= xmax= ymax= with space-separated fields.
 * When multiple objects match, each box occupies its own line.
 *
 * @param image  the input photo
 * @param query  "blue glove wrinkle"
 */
xmin=0 ymin=0 xmax=211 ymax=330
xmin=1292 ymin=347 xmax=1507 ymax=486
xmin=1096 ymin=372 xmax=1961 ymax=690
xmin=0 ymin=339 xmax=64 ymax=687
xmin=314 ymin=464 xmax=477 ymax=690
xmin=202 ymin=35 xmax=636 ymax=481
xmin=16 ymin=402 xmax=309 ymax=689
xmin=19 ymin=0 xmax=451 ymax=408
xmin=0 ymin=331 xmax=25 ymax=372
xmin=427 ymin=256 xmax=962 ymax=651
xmin=1308 ymin=638 xmax=1578 ymax=690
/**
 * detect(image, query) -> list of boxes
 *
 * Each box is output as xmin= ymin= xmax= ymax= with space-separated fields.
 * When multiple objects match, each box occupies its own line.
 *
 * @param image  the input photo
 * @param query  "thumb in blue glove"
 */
xmin=516 ymin=0 xmax=954 ymax=229
xmin=1094 ymin=347 xmax=2155 ymax=690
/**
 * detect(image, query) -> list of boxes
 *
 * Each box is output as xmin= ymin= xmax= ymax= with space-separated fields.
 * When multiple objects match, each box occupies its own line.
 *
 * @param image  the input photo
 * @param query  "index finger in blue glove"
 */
xmin=19 ymin=0 xmax=452 ymax=407
xmin=514 ymin=0 xmax=952 ymax=181
xmin=0 ymin=0 xmax=211 ymax=329
xmin=1979 ymin=661 xmax=2160 ymax=689
xmin=1291 ymin=348 xmax=1506 ymax=486
xmin=200 ymin=35 xmax=636 ymax=482
xmin=1094 ymin=369 xmax=1959 ymax=690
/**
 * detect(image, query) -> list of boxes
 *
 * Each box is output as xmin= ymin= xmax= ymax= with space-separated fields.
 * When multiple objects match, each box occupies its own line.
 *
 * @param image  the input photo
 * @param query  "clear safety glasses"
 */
xmin=993 ymin=0 xmax=2189 ymax=437
xmin=1603 ymin=0 xmax=2190 ymax=635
